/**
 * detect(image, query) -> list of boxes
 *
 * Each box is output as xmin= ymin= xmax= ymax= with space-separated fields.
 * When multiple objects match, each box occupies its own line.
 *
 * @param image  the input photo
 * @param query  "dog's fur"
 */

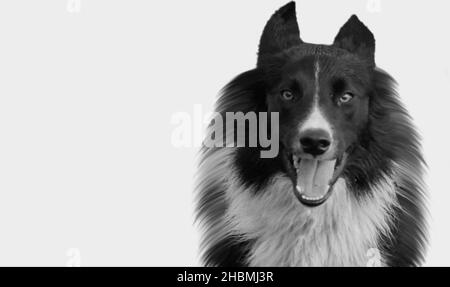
xmin=195 ymin=2 xmax=428 ymax=266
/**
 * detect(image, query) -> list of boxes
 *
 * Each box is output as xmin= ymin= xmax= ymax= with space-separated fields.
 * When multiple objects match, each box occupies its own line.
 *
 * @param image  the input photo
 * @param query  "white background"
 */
xmin=0 ymin=0 xmax=448 ymax=266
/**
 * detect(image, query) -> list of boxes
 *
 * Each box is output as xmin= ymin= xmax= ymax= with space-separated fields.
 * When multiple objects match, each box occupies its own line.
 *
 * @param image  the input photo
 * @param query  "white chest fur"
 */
xmin=225 ymin=173 xmax=397 ymax=266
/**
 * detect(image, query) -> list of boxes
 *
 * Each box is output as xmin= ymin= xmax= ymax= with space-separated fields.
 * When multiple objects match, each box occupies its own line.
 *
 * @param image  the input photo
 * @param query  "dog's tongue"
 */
xmin=296 ymin=159 xmax=336 ymax=198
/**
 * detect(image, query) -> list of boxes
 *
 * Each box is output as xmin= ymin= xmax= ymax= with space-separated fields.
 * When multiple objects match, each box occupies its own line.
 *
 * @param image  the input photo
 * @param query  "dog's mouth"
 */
xmin=286 ymin=152 xmax=348 ymax=207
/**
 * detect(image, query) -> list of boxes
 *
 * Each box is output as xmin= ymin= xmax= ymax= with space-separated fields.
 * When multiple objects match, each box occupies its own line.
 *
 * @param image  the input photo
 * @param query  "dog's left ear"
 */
xmin=333 ymin=15 xmax=375 ymax=66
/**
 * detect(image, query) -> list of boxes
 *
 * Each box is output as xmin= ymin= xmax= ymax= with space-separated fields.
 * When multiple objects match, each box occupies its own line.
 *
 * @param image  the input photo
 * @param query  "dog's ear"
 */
xmin=333 ymin=15 xmax=375 ymax=66
xmin=257 ymin=2 xmax=302 ymax=65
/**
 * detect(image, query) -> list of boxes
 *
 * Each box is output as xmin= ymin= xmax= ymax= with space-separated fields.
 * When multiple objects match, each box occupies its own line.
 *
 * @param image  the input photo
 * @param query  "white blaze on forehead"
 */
xmin=314 ymin=59 xmax=320 ymax=99
xmin=299 ymin=60 xmax=332 ymax=135
xmin=299 ymin=105 xmax=333 ymax=134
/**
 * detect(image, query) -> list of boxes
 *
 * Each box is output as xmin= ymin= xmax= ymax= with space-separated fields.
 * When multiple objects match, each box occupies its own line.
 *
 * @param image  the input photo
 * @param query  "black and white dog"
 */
xmin=195 ymin=2 xmax=428 ymax=266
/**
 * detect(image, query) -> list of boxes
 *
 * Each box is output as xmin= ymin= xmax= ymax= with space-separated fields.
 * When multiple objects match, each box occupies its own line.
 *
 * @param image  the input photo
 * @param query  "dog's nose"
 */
xmin=299 ymin=129 xmax=331 ymax=156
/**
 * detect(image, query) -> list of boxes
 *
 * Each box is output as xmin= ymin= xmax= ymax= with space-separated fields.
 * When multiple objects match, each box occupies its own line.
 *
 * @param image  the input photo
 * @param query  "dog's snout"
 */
xmin=299 ymin=129 xmax=331 ymax=156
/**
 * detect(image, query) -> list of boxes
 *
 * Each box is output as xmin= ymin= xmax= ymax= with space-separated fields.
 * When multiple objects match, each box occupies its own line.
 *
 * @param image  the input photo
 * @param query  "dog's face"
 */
xmin=259 ymin=3 xmax=375 ymax=206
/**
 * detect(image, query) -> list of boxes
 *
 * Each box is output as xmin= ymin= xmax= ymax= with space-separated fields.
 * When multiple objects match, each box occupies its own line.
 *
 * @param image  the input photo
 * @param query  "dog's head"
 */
xmin=258 ymin=2 xmax=375 ymax=206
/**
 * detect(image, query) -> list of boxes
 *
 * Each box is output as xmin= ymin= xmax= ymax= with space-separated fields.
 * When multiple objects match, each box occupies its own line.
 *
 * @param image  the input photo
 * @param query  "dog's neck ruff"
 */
xmin=219 ymin=150 xmax=398 ymax=266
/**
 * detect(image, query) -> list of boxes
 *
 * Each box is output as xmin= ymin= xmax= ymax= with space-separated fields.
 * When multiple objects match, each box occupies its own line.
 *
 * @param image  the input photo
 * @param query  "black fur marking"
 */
xmin=234 ymin=147 xmax=284 ymax=191
xmin=203 ymin=235 xmax=253 ymax=267
xmin=216 ymin=69 xmax=287 ymax=191
xmin=331 ymin=78 xmax=347 ymax=95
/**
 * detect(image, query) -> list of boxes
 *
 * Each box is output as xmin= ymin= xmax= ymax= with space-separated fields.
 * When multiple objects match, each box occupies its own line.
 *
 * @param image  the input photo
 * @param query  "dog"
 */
xmin=195 ymin=2 xmax=428 ymax=266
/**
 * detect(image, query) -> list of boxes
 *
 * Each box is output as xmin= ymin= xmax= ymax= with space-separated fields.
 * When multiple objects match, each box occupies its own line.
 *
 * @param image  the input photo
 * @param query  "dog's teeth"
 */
xmin=302 ymin=195 xmax=323 ymax=201
xmin=296 ymin=185 xmax=330 ymax=202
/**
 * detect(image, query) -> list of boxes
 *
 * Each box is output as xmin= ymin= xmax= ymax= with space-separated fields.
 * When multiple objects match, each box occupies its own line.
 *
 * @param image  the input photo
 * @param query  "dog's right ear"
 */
xmin=257 ymin=2 xmax=302 ymax=66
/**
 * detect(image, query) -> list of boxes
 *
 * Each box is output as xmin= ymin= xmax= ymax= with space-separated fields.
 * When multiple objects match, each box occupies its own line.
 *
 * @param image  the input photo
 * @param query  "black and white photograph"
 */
xmin=0 ymin=0 xmax=449 ymax=271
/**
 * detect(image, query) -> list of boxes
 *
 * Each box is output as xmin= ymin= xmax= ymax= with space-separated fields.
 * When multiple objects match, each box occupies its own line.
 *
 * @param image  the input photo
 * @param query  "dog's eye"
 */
xmin=338 ymin=92 xmax=354 ymax=105
xmin=280 ymin=90 xmax=294 ymax=101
